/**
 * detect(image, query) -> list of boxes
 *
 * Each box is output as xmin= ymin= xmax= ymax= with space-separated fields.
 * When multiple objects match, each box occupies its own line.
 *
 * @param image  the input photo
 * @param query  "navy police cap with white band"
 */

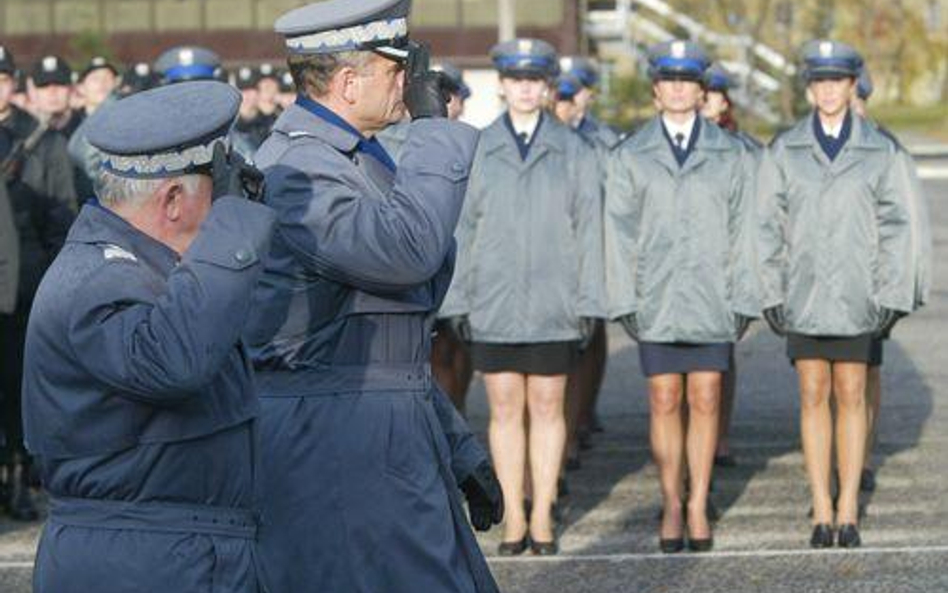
xmin=801 ymin=40 xmax=863 ymax=81
xmin=490 ymin=38 xmax=559 ymax=79
xmin=155 ymin=46 xmax=222 ymax=84
xmin=276 ymin=0 xmax=411 ymax=61
xmin=86 ymin=80 xmax=240 ymax=179
xmin=559 ymin=56 xmax=600 ymax=88
xmin=647 ymin=40 xmax=709 ymax=82
xmin=555 ymin=72 xmax=583 ymax=101
xmin=704 ymin=62 xmax=736 ymax=92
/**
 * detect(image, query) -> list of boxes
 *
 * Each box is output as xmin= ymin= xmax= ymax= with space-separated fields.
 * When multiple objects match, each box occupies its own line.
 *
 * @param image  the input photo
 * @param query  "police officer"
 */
xmin=254 ymin=63 xmax=283 ymax=129
xmin=245 ymin=1 xmax=503 ymax=591
xmin=276 ymin=69 xmax=296 ymax=110
xmin=757 ymin=41 xmax=918 ymax=548
xmin=28 ymin=55 xmax=84 ymax=138
xmin=77 ymin=56 xmax=119 ymax=117
xmin=441 ymin=38 xmax=603 ymax=556
xmin=0 ymin=48 xmax=78 ymax=212
xmin=697 ymin=61 xmax=763 ymax=469
xmin=605 ymin=40 xmax=758 ymax=553
xmin=23 ymin=80 xmax=275 ymax=593
xmin=848 ymin=66 xmax=933 ymax=494
xmin=119 ymin=62 xmax=161 ymax=97
xmin=233 ymin=66 xmax=269 ymax=151
xmin=554 ymin=55 xmax=618 ymax=467
xmin=69 ymin=57 xmax=123 ymax=203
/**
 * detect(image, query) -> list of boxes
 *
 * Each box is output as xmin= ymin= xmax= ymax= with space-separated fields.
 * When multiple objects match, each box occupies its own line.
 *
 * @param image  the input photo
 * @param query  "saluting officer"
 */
xmin=245 ymin=1 xmax=502 ymax=592
xmin=441 ymin=38 xmax=603 ymax=556
xmin=22 ymin=80 xmax=275 ymax=593
xmin=605 ymin=40 xmax=758 ymax=553
xmin=757 ymin=41 xmax=918 ymax=549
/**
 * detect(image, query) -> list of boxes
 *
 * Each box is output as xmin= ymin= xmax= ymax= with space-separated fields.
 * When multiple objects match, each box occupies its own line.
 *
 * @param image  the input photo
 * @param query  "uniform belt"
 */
xmin=48 ymin=496 xmax=258 ymax=539
xmin=255 ymin=363 xmax=432 ymax=397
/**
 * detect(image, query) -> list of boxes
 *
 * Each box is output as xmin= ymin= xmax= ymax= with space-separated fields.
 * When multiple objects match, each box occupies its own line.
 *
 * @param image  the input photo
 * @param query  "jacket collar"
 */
xmin=481 ymin=112 xmax=565 ymax=169
xmin=271 ymin=102 xmax=361 ymax=154
xmin=635 ymin=115 xmax=732 ymax=175
xmin=782 ymin=110 xmax=886 ymax=173
xmin=67 ymin=202 xmax=179 ymax=273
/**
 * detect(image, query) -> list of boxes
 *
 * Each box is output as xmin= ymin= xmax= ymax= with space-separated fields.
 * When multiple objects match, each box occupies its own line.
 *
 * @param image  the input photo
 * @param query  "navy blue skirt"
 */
xmin=638 ymin=342 xmax=732 ymax=377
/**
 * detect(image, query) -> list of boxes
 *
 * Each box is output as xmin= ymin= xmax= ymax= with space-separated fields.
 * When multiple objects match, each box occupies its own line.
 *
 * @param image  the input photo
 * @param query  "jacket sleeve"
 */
xmin=572 ymin=137 xmax=606 ymax=319
xmin=603 ymin=144 xmax=639 ymax=319
xmin=875 ymin=152 xmax=915 ymax=313
xmin=728 ymin=147 xmax=761 ymax=318
xmin=894 ymin=149 xmax=933 ymax=309
xmin=265 ymin=119 xmax=480 ymax=294
xmin=431 ymin=384 xmax=488 ymax=484
xmin=755 ymin=145 xmax=788 ymax=309
xmin=0 ymin=184 xmax=18 ymax=314
xmin=437 ymin=140 xmax=486 ymax=318
xmin=66 ymin=198 xmax=276 ymax=403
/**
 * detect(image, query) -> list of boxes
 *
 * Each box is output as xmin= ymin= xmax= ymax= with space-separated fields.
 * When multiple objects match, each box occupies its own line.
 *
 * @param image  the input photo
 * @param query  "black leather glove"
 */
xmin=578 ymin=317 xmax=597 ymax=351
xmin=211 ymin=143 xmax=265 ymax=202
xmin=447 ymin=316 xmax=472 ymax=343
xmin=460 ymin=462 xmax=504 ymax=532
xmin=404 ymin=71 xmax=450 ymax=120
xmin=735 ymin=314 xmax=752 ymax=341
xmin=875 ymin=307 xmax=905 ymax=338
xmin=619 ymin=313 xmax=639 ymax=341
xmin=763 ymin=305 xmax=786 ymax=337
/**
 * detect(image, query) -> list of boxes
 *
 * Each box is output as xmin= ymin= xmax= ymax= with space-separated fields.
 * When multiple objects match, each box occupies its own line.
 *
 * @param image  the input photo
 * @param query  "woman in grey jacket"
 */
xmin=757 ymin=41 xmax=917 ymax=548
xmin=605 ymin=41 xmax=758 ymax=553
xmin=441 ymin=39 xmax=602 ymax=555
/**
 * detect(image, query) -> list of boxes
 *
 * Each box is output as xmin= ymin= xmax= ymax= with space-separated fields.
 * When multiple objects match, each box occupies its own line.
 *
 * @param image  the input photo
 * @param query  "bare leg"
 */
xmin=484 ymin=372 xmax=528 ymax=542
xmin=649 ymin=374 xmax=685 ymax=539
xmin=685 ymin=371 xmax=722 ymax=540
xmin=526 ymin=374 xmax=568 ymax=543
xmin=797 ymin=359 xmax=834 ymax=525
xmin=716 ymin=355 xmax=737 ymax=460
xmin=864 ymin=365 xmax=882 ymax=472
xmin=833 ymin=361 xmax=868 ymax=525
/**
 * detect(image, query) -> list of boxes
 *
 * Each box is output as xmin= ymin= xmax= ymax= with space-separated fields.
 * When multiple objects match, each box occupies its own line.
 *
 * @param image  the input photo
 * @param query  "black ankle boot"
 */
xmin=6 ymin=461 xmax=39 ymax=521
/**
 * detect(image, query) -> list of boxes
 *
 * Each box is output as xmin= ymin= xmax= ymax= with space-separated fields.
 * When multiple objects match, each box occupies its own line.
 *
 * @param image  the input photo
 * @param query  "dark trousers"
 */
xmin=0 ymin=300 xmax=30 ymax=463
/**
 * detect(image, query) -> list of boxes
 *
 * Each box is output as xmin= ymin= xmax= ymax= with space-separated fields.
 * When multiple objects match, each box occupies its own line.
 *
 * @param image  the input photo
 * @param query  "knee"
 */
xmin=833 ymin=380 xmax=866 ymax=410
xmin=650 ymin=388 xmax=682 ymax=417
xmin=799 ymin=386 xmax=829 ymax=411
xmin=490 ymin=397 xmax=524 ymax=425
xmin=687 ymin=390 xmax=720 ymax=416
xmin=528 ymin=392 xmax=564 ymax=423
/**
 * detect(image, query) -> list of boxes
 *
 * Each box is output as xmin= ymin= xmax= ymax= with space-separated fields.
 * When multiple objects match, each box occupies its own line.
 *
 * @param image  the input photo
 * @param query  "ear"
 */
xmin=158 ymin=179 xmax=184 ymax=223
xmin=337 ymin=66 xmax=359 ymax=104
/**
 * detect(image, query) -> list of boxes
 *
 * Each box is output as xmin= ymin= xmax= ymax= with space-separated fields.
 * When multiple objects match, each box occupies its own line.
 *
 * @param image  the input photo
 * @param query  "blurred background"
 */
xmin=0 ymin=0 xmax=946 ymax=134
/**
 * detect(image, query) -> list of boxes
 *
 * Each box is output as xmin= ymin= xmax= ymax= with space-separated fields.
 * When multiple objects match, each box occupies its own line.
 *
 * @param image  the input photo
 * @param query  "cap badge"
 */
xmin=517 ymin=39 xmax=533 ymax=54
xmin=43 ymin=56 xmax=57 ymax=72
xmin=135 ymin=63 xmax=150 ymax=76
xmin=671 ymin=41 xmax=686 ymax=59
xmin=180 ymin=49 xmax=194 ymax=66
xmin=819 ymin=42 xmax=833 ymax=58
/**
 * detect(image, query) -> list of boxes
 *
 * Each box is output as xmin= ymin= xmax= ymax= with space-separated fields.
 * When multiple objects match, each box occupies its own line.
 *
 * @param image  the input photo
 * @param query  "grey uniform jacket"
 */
xmin=0 ymin=183 xmax=18 ymax=313
xmin=757 ymin=113 xmax=916 ymax=335
xmin=605 ymin=116 xmax=759 ymax=343
xmin=440 ymin=113 xmax=605 ymax=342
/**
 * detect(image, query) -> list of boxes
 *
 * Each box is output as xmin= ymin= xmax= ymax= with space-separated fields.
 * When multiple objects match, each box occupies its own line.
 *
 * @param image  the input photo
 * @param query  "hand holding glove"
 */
xmin=619 ymin=314 xmax=639 ymax=341
xmin=460 ymin=462 xmax=504 ymax=532
xmin=763 ymin=306 xmax=786 ymax=337
xmin=578 ymin=317 xmax=598 ymax=352
xmin=875 ymin=307 xmax=905 ymax=339
xmin=404 ymin=71 xmax=450 ymax=120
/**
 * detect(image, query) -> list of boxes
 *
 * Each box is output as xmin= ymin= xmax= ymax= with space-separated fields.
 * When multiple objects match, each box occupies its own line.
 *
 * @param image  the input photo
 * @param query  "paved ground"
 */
xmin=0 ymin=179 xmax=945 ymax=592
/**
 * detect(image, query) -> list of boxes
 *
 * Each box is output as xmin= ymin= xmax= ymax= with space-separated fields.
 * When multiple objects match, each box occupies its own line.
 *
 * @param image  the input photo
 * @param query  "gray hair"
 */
xmin=95 ymin=168 xmax=203 ymax=208
xmin=287 ymin=51 xmax=374 ymax=98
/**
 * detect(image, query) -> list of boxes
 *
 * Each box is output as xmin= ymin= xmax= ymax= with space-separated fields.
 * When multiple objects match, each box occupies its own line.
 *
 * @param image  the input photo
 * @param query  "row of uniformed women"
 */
xmin=440 ymin=36 xmax=931 ymax=555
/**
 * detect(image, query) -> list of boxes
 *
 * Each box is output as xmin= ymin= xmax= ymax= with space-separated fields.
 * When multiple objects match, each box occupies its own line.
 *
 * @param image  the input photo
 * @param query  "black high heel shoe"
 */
xmin=530 ymin=538 xmax=558 ymax=555
xmin=497 ymin=537 xmax=529 ymax=556
xmin=660 ymin=537 xmax=685 ymax=554
xmin=810 ymin=524 xmax=835 ymax=548
xmin=837 ymin=524 xmax=861 ymax=548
